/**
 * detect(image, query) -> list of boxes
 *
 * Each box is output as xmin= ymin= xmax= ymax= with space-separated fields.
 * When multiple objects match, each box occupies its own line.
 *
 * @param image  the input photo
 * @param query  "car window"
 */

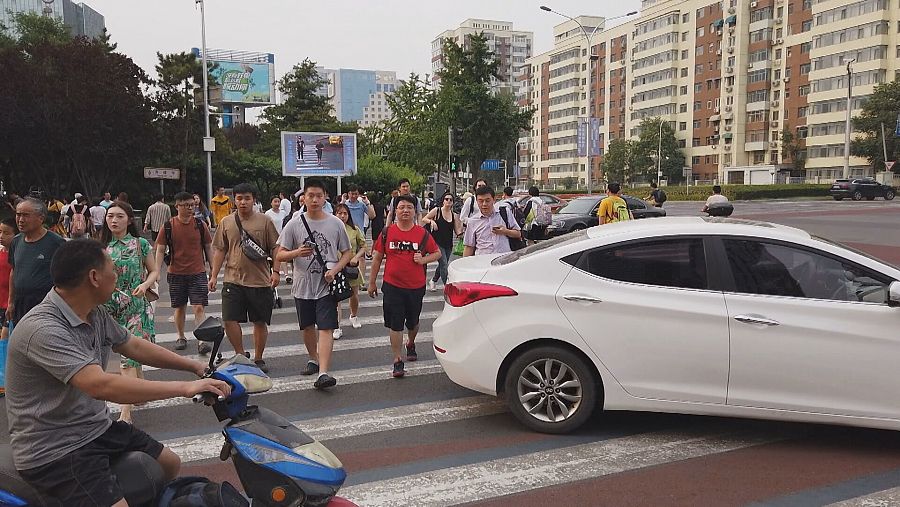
xmin=723 ymin=239 xmax=892 ymax=303
xmin=574 ymin=238 xmax=708 ymax=289
xmin=492 ymin=230 xmax=590 ymax=266
xmin=541 ymin=196 xmax=556 ymax=204
xmin=625 ymin=198 xmax=645 ymax=210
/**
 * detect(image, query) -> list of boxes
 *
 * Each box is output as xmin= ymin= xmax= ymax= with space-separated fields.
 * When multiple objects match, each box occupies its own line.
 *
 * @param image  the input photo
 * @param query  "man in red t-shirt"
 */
xmin=368 ymin=195 xmax=441 ymax=378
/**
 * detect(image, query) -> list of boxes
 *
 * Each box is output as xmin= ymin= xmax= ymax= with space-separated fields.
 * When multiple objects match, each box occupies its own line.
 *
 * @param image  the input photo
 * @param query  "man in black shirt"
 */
xmin=7 ymin=198 xmax=66 ymax=324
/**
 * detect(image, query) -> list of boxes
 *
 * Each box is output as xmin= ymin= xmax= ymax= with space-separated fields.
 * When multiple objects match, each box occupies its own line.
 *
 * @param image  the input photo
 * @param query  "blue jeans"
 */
xmin=432 ymin=244 xmax=451 ymax=284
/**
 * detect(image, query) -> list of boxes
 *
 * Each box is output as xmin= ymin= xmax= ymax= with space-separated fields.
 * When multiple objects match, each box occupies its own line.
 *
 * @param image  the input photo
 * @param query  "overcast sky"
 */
xmin=86 ymin=0 xmax=642 ymax=81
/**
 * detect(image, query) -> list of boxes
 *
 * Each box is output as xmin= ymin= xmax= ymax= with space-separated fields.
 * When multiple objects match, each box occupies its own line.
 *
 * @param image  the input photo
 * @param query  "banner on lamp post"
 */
xmin=577 ymin=118 xmax=588 ymax=157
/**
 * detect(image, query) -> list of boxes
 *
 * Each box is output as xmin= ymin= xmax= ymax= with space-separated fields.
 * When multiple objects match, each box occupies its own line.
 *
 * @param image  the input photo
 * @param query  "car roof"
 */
xmin=585 ymin=216 xmax=811 ymax=242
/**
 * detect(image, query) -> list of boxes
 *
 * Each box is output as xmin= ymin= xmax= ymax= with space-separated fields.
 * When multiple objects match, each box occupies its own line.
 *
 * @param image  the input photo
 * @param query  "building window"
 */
xmin=680 ymin=103 xmax=688 ymax=113
xmin=680 ymin=122 xmax=687 ymax=131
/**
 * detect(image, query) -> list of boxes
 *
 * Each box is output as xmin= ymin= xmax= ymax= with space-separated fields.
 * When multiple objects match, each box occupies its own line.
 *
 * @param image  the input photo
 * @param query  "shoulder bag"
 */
xmin=234 ymin=214 xmax=269 ymax=262
xmin=301 ymin=215 xmax=352 ymax=302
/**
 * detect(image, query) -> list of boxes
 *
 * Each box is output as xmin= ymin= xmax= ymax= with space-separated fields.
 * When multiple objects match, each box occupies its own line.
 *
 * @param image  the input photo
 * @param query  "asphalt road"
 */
xmin=2 ymin=200 xmax=900 ymax=506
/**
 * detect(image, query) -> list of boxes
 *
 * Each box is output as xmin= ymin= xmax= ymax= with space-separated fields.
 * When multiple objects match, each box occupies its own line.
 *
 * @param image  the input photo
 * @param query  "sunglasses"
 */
xmin=443 ymin=197 xmax=453 ymax=201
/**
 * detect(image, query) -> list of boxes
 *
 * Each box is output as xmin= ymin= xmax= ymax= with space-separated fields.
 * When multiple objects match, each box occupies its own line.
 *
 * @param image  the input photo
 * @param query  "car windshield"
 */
xmin=492 ymin=230 xmax=589 ymax=266
xmin=558 ymin=198 xmax=600 ymax=215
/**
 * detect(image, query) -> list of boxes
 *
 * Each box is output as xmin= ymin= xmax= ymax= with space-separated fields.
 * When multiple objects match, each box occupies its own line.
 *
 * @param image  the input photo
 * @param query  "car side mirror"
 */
xmin=889 ymin=281 xmax=900 ymax=307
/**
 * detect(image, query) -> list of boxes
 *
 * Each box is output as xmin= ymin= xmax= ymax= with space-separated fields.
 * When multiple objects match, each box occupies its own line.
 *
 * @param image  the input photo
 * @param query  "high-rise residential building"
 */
xmin=314 ymin=68 xmax=399 ymax=124
xmin=431 ymin=19 xmax=533 ymax=96
xmin=522 ymin=0 xmax=899 ymax=188
xmin=1 ymin=0 xmax=105 ymax=39
xmin=360 ymin=72 xmax=401 ymax=128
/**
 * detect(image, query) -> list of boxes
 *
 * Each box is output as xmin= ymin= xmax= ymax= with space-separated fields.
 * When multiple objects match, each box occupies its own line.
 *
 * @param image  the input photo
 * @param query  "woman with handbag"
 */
xmin=101 ymin=201 xmax=160 ymax=424
xmin=333 ymin=204 xmax=366 ymax=339
xmin=420 ymin=192 xmax=462 ymax=291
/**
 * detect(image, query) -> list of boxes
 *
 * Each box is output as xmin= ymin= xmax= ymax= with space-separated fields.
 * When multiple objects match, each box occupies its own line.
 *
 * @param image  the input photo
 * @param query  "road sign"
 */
xmin=143 ymin=167 xmax=181 ymax=180
xmin=886 ymin=161 xmax=896 ymax=171
xmin=682 ymin=167 xmax=693 ymax=177
xmin=481 ymin=159 xmax=500 ymax=171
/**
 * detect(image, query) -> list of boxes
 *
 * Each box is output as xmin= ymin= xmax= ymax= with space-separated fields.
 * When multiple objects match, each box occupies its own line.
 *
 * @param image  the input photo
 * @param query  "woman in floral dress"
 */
xmin=100 ymin=201 xmax=160 ymax=424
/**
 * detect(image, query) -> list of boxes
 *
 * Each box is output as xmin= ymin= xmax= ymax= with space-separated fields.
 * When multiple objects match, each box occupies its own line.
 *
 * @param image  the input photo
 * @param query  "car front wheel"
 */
xmin=504 ymin=346 xmax=599 ymax=434
xmin=885 ymin=190 xmax=895 ymax=201
xmin=852 ymin=191 xmax=864 ymax=201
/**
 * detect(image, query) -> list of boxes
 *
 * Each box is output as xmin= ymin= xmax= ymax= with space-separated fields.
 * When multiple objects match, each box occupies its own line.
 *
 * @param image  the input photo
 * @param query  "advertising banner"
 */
xmin=281 ymin=132 xmax=358 ymax=177
xmin=210 ymin=61 xmax=274 ymax=105
xmin=577 ymin=118 xmax=588 ymax=157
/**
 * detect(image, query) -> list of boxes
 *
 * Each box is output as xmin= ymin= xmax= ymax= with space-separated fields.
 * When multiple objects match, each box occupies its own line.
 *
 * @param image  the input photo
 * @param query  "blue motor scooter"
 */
xmin=0 ymin=317 xmax=357 ymax=507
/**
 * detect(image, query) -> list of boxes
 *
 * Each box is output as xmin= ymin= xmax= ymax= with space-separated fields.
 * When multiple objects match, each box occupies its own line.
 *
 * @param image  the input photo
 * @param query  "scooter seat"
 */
xmin=0 ymin=444 xmax=166 ymax=506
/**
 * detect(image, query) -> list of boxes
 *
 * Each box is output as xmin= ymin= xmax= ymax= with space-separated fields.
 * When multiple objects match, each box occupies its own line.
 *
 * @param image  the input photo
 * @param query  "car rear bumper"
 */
xmin=433 ymin=305 xmax=502 ymax=396
xmin=829 ymin=189 xmax=852 ymax=197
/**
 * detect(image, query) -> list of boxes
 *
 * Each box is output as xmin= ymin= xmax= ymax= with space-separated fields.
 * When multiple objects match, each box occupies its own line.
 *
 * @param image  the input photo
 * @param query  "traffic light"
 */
xmin=449 ymin=155 xmax=460 ymax=172
xmin=451 ymin=127 xmax=464 ymax=153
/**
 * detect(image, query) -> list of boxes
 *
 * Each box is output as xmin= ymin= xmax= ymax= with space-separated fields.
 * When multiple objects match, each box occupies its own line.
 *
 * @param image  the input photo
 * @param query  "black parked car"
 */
xmin=545 ymin=195 xmax=666 ymax=237
xmin=830 ymin=178 xmax=895 ymax=201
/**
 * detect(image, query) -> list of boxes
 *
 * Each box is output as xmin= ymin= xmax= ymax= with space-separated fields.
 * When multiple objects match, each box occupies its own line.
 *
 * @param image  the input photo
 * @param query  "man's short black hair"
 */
xmin=475 ymin=186 xmax=495 ymax=198
xmin=529 ymin=186 xmax=540 ymax=197
xmin=155 ymin=194 xmax=165 ymax=202
xmin=51 ymin=239 xmax=109 ymax=290
xmin=304 ymin=178 xmax=326 ymax=193
xmin=713 ymin=185 xmax=723 ymax=194
xmin=174 ymin=191 xmax=193 ymax=203
xmin=393 ymin=194 xmax=418 ymax=209
xmin=607 ymin=182 xmax=622 ymax=194
xmin=503 ymin=186 xmax=514 ymax=197
xmin=398 ymin=178 xmax=411 ymax=187
xmin=474 ymin=179 xmax=487 ymax=189
xmin=348 ymin=184 xmax=360 ymax=193
xmin=232 ymin=183 xmax=257 ymax=199
xmin=650 ymin=182 xmax=658 ymax=189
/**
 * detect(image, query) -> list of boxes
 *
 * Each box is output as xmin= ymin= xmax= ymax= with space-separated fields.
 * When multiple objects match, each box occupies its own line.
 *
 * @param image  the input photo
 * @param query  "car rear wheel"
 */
xmin=852 ymin=191 xmax=864 ymax=201
xmin=833 ymin=196 xmax=843 ymax=201
xmin=571 ymin=224 xmax=587 ymax=231
xmin=504 ymin=346 xmax=599 ymax=434
xmin=885 ymin=190 xmax=895 ymax=201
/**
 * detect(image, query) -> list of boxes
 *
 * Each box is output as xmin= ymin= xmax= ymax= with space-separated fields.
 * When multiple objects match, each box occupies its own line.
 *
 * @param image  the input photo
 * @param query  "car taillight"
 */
xmin=840 ymin=183 xmax=849 ymax=189
xmin=443 ymin=282 xmax=518 ymax=307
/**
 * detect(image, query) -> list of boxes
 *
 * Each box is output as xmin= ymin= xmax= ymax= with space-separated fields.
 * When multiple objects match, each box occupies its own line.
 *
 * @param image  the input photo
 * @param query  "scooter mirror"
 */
xmin=194 ymin=316 xmax=226 ymax=343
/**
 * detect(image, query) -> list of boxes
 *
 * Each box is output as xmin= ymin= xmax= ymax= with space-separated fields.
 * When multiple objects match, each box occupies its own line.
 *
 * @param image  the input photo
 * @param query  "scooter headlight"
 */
xmin=233 ymin=440 xmax=343 ymax=470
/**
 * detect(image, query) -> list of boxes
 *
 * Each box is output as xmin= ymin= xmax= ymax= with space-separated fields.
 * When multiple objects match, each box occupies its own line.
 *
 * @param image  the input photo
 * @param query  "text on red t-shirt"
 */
xmin=373 ymin=224 xmax=438 ymax=289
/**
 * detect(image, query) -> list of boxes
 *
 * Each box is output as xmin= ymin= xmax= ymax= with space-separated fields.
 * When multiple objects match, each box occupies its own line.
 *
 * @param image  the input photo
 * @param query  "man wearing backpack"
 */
xmin=209 ymin=184 xmax=281 ymax=374
xmin=597 ymin=182 xmax=633 ymax=224
xmin=462 ymin=186 xmax=522 ymax=256
xmin=459 ymin=179 xmax=488 ymax=227
xmin=522 ymin=186 xmax=551 ymax=244
xmin=368 ymin=195 xmax=441 ymax=379
xmin=646 ymin=181 xmax=667 ymax=208
xmin=67 ymin=195 xmax=91 ymax=239
xmin=155 ymin=192 xmax=214 ymax=354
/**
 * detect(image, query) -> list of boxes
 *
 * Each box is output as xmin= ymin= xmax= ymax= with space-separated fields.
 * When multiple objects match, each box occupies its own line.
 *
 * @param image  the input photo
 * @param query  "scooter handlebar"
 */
xmin=192 ymin=392 xmax=225 ymax=404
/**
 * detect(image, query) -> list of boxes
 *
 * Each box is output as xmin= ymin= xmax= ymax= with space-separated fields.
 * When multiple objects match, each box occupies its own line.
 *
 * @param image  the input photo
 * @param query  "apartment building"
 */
xmin=431 ymin=19 xmax=533 ymax=97
xmin=360 ymin=72 xmax=401 ymax=128
xmin=523 ymin=0 xmax=899 ymax=188
xmin=314 ymin=68 xmax=399 ymax=124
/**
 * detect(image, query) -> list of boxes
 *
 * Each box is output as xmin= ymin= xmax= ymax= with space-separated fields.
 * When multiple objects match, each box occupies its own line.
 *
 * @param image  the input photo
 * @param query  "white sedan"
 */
xmin=433 ymin=217 xmax=900 ymax=433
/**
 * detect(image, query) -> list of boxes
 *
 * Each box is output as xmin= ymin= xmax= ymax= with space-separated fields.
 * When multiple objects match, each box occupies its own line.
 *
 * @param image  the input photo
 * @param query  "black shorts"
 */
xmin=18 ymin=421 xmax=163 ymax=507
xmin=167 ymin=272 xmax=209 ymax=308
xmin=528 ymin=225 xmax=547 ymax=241
xmin=222 ymin=282 xmax=274 ymax=324
xmin=295 ymin=296 xmax=339 ymax=330
xmin=382 ymin=281 xmax=426 ymax=332
xmin=12 ymin=292 xmax=46 ymax=324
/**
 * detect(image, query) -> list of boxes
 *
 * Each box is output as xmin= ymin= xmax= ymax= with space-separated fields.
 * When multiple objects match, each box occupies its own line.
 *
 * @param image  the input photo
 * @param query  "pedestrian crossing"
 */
xmin=2 ymin=258 xmax=897 ymax=506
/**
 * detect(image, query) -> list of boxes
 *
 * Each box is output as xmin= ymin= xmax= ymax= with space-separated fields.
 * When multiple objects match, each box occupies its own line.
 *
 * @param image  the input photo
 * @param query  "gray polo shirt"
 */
xmin=6 ymin=289 xmax=129 ymax=470
xmin=463 ymin=209 xmax=521 ymax=256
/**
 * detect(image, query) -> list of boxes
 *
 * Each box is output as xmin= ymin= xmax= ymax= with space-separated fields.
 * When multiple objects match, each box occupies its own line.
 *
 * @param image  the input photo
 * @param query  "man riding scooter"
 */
xmin=4 ymin=239 xmax=231 ymax=507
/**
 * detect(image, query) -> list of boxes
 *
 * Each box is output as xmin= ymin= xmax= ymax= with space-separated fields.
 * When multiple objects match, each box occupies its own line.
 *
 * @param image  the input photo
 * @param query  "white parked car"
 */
xmin=433 ymin=217 xmax=900 ymax=433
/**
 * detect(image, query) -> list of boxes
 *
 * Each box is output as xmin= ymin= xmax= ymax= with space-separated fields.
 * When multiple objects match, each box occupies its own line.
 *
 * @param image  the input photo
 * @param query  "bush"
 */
xmin=544 ymin=184 xmax=832 ymax=201
xmin=346 ymin=155 xmax=425 ymax=199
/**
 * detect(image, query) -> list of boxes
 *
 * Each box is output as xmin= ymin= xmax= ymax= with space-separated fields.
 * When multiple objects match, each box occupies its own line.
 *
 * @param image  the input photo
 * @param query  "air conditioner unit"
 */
xmin=728 ymin=6 xmax=736 ymax=13
xmin=715 ymin=106 xmax=720 ymax=113
xmin=776 ymin=38 xmax=784 ymax=44
xmin=775 ymin=18 xmax=783 ymax=24
xmin=769 ymin=141 xmax=778 ymax=147
xmin=619 ymin=122 xmax=625 ymax=127
xmin=716 ymin=49 xmax=722 ymax=55
xmin=628 ymin=105 xmax=633 ymax=110
xmin=725 ymin=86 xmax=733 ymax=92
xmin=772 ymin=100 xmax=780 ymax=107
xmin=724 ymin=144 xmax=732 ymax=151
xmin=773 ymin=79 xmax=781 ymax=86
xmin=783 ymin=77 xmax=790 ymax=83
xmin=725 ymin=106 xmax=733 ymax=112
xmin=750 ymin=1 xmax=758 ymax=7
xmin=727 ymin=46 xmax=734 ymax=54
xmin=748 ymin=63 xmax=755 ymax=69
xmin=712 ymin=144 xmax=718 ymax=149
xmin=725 ymin=125 xmax=732 ymax=131
xmin=729 ymin=27 xmax=735 ymax=34
xmin=717 ymin=30 xmax=723 ymax=36
xmin=771 ymin=121 xmax=779 ymax=127
xmin=775 ymin=60 xmax=782 ymax=66
xmin=726 ymin=67 xmax=734 ymax=74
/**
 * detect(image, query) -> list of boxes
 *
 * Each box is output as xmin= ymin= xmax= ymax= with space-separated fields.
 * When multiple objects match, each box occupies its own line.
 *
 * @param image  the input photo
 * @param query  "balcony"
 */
xmin=745 ymin=141 xmax=767 ymax=151
xmin=746 ymin=100 xmax=769 ymax=112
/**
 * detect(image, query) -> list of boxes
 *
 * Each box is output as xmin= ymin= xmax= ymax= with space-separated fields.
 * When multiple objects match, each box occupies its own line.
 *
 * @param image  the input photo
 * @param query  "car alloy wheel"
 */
xmin=885 ymin=190 xmax=895 ymax=201
xmin=852 ymin=191 xmax=864 ymax=201
xmin=504 ymin=346 xmax=598 ymax=433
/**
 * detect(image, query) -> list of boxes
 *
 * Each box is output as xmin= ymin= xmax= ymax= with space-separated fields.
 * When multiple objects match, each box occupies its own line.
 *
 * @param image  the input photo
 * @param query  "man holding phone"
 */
xmin=463 ymin=186 xmax=522 ymax=257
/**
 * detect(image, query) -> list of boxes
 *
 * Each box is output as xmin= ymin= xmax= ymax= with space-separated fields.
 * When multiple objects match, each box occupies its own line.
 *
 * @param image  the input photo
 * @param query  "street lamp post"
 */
xmin=657 ymin=120 xmax=663 ymax=186
xmin=540 ymin=7 xmax=638 ymax=194
xmin=842 ymin=59 xmax=855 ymax=179
xmin=197 ymin=0 xmax=214 ymax=202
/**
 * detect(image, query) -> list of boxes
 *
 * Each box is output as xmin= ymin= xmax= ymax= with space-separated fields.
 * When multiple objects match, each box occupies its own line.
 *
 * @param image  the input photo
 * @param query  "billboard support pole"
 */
xmin=198 ymin=0 xmax=213 ymax=202
xmin=160 ymin=180 xmax=164 ymax=197
xmin=337 ymin=176 xmax=342 ymax=198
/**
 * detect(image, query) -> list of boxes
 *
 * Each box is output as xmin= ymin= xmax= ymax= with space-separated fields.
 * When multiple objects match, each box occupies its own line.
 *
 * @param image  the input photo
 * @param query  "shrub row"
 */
xmin=548 ymin=184 xmax=832 ymax=201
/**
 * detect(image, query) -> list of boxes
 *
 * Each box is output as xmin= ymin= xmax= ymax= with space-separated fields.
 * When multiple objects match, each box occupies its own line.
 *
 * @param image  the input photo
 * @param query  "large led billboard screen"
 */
xmin=281 ymin=132 xmax=358 ymax=177
xmin=210 ymin=61 xmax=275 ymax=105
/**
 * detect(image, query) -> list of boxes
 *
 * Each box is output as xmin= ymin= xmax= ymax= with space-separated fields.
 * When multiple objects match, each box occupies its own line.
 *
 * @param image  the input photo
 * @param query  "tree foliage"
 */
xmin=346 ymin=155 xmax=425 ymax=198
xmin=851 ymin=79 xmax=900 ymax=172
xmin=780 ymin=126 xmax=806 ymax=172
xmin=601 ymin=139 xmax=639 ymax=184
xmin=633 ymin=117 xmax=686 ymax=184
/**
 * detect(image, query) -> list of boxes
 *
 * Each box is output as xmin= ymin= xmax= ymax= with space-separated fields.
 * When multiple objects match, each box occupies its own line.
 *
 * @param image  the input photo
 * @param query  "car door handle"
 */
xmin=734 ymin=314 xmax=780 ymax=326
xmin=563 ymin=294 xmax=603 ymax=304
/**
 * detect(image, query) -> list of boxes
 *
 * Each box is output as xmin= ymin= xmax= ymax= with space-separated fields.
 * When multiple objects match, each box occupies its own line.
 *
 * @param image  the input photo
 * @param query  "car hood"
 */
xmin=552 ymin=213 xmax=590 ymax=224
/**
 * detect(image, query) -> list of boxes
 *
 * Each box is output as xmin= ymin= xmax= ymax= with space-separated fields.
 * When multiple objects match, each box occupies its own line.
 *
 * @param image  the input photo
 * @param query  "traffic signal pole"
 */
xmin=448 ymin=126 xmax=456 ymax=199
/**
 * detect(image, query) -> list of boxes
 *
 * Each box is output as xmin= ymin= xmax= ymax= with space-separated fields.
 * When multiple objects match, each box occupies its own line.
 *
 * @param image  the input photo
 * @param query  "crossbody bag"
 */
xmin=300 ymin=215 xmax=352 ymax=302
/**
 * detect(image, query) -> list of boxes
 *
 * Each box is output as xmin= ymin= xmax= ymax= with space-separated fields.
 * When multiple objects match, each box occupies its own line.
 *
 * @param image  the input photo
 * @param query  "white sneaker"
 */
xmin=428 ymin=280 xmax=436 ymax=292
xmin=350 ymin=316 xmax=361 ymax=329
xmin=333 ymin=328 xmax=343 ymax=339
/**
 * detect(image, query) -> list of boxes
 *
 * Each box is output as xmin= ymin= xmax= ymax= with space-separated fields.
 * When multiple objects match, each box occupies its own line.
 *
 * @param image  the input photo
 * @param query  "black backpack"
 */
xmin=499 ymin=207 xmax=526 ymax=251
xmin=656 ymin=189 xmax=668 ymax=204
xmin=158 ymin=476 xmax=248 ymax=507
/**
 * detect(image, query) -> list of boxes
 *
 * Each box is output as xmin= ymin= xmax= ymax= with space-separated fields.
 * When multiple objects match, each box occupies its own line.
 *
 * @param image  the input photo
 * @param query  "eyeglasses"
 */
xmin=443 ymin=197 xmax=453 ymax=201
xmin=175 ymin=203 xmax=194 ymax=208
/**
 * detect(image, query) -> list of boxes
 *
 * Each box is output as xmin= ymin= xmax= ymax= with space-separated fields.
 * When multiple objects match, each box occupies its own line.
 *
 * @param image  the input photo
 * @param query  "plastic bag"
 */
xmin=452 ymin=238 xmax=464 ymax=257
xmin=0 ymin=325 xmax=9 ymax=395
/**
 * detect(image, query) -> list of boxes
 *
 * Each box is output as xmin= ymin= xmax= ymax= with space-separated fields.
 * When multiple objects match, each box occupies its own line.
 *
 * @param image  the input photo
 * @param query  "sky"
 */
xmin=86 ymin=0 xmax=643 ymax=82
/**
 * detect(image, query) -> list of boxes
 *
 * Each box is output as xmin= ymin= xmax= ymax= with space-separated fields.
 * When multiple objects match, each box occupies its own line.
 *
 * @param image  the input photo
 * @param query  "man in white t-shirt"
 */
xmin=702 ymin=185 xmax=729 ymax=212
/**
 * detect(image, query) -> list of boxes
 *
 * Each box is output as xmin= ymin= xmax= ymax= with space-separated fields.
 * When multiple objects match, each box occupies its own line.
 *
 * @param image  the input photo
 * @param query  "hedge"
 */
xmin=547 ymin=184 xmax=832 ymax=201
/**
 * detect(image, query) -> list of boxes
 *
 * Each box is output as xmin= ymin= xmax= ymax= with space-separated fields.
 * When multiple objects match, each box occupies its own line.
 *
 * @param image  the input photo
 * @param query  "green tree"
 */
xmin=347 ymin=155 xmax=425 ymax=197
xmin=0 ymin=13 xmax=154 ymax=198
xmin=781 ymin=126 xmax=806 ymax=172
xmin=851 ymin=79 xmax=900 ymax=172
xmin=633 ymin=117 xmax=686 ymax=183
xmin=601 ymin=139 xmax=639 ymax=184
xmin=435 ymin=34 xmax=534 ymax=178
xmin=380 ymin=73 xmax=444 ymax=173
